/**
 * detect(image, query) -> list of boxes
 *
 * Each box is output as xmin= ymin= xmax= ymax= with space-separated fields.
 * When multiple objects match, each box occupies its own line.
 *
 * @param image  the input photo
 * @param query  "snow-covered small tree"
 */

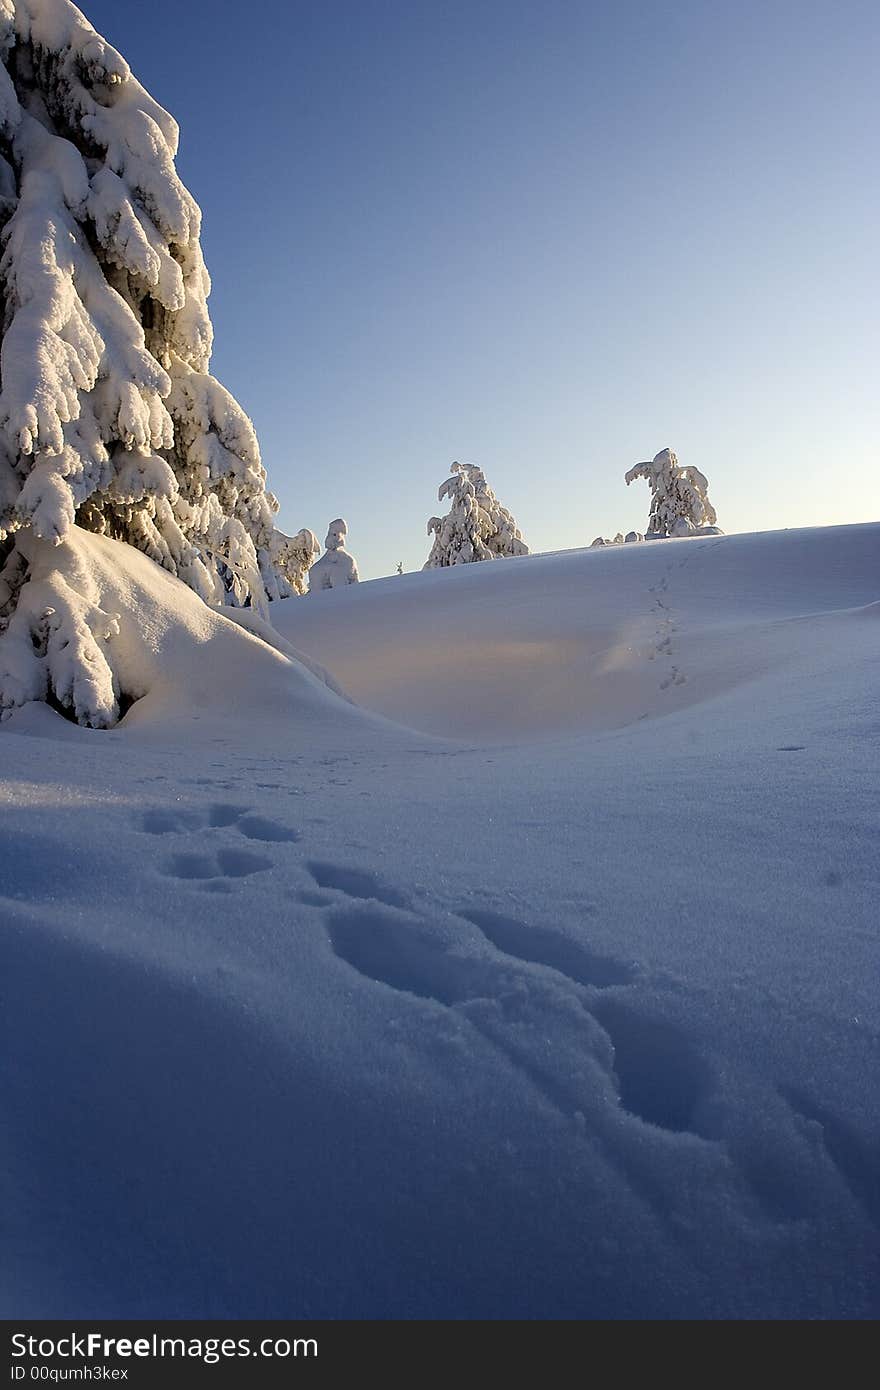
xmin=308 ymin=518 xmax=359 ymax=592
xmin=624 ymin=449 xmax=720 ymax=538
xmin=423 ymin=461 xmax=529 ymax=568
xmin=266 ymin=527 xmax=320 ymax=597
xmin=0 ymin=0 xmax=306 ymax=726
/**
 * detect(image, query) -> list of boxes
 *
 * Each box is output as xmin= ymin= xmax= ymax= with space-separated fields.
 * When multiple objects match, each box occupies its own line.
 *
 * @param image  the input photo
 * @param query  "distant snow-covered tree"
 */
xmin=590 ymin=531 xmax=630 ymax=548
xmin=308 ymin=518 xmax=359 ymax=592
xmin=424 ymin=461 xmax=529 ymax=568
xmin=0 ymin=0 xmax=304 ymax=726
xmin=625 ymin=449 xmax=721 ymax=538
xmin=267 ymin=528 xmax=320 ymax=597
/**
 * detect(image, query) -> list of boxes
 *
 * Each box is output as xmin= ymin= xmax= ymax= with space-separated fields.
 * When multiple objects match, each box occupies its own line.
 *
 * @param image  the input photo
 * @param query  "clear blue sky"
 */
xmin=85 ymin=0 xmax=877 ymax=579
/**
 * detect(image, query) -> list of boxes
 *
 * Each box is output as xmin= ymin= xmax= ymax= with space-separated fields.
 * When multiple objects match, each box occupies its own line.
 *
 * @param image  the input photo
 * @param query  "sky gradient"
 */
xmin=85 ymin=0 xmax=877 ymax=578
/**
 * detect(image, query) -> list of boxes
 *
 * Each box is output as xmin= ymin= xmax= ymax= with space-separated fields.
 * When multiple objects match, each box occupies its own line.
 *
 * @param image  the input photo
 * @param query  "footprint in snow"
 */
xmin=659 ymin=666 xmax=687 ymax=690
xmin=590 ymin=997 xmax=713 ymax=1134
xmin=316 ymin=879 xmax=717 ymax=1137
xmin=324 ymin=899 xmax=622 ymax=1116
xmin=457 ymin=907 xmax=636 ymax=989
xmin=165 ymin=847 xmax=274 ymax=881
xmin=237 ymin=815 xmax=301 ymax=843
xmin=314 ymin=866 xmax=862 ymax=1233
xmin=140 ymin=802 xmax=299 ymax=885
xmin=306 ymin=859 xmax=411 ymax=910
xmin=141 ymin=802 xmax=299 ymax=842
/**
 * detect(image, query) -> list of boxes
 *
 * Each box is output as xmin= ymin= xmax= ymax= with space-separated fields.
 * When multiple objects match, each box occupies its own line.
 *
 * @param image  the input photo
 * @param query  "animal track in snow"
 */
xmin=319 ymin=870 xmax=869 ymax=1245
xmin=164 ymin=847 xmax=273 ymax=881
xmin=648 ymin=576 xmax=689 ymax=691
xmin=141 ymin=803 xmax=244 ymax=834
xmin=306 ymin=860 xmax=410 ymax=910
xmin=237 ymin=815 xmax=300 ymax=843
xmin=321 ymin=880 xmax=717 ymax=1134
xmin=324 ymin=900 xmax=618 ymax=1116
xmin=458 ymin=907 xmax=636 ymax=989
xmin=142 ymin=807 xmax=196 ymax=835
xmin=313 ymin=864 xmax=717 ymax=1140
xmin=659 ymin=666 xmax=687 ymax=690
xmin=140 ymin=802 xmax=297 ymax=843
xmin=139 ymin=801 xmax=299 ymax=884
xmin=327 ymin=906 xmax=499 ymax=1006
xmin=590 ymin=997 xmax=714 ymax=1133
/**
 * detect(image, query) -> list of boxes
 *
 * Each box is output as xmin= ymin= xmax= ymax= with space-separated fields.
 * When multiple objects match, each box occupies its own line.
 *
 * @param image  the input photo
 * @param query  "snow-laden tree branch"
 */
xmin=0 ymin=0 xmax=304 ymax=725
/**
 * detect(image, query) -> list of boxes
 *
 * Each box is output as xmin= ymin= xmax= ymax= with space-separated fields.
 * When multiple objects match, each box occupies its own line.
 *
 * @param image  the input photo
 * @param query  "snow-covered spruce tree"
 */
xmin=0 ymin=0 xmax=301 ymax=726
xmin=624 ymin=448 xmax=720 ymax=538
xmin=424 ymin=461 xmax=529 ymax=568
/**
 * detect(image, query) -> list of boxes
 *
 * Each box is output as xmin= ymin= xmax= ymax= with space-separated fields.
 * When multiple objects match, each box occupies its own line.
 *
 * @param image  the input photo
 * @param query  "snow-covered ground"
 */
xmin=2 ymin=521 xmax=878 ymax=1319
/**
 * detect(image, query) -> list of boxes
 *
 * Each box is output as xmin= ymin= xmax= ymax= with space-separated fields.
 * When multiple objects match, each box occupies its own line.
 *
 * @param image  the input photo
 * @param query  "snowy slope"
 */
xmin=2 ymin=523 xmax=879 ymax=1319
xmin=275 ymin=523 xmax=880 ymax=740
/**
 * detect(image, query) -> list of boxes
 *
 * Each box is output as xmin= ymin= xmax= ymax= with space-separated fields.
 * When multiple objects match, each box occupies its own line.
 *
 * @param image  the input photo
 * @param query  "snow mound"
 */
xmin=3 ymin=526 xmax=362 ymax=737
xmin=273 ymin=523 xmax=880 ymax=741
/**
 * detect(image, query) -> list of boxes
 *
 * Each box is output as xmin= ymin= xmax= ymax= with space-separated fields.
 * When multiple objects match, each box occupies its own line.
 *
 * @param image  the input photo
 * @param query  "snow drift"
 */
xmin=2 ymin=520 xmax=878 ymax=1320
xmin=2 ymin=524 xmax=353 ymax=733
xmin=274 ymin=522 xmax=880 ymax=741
